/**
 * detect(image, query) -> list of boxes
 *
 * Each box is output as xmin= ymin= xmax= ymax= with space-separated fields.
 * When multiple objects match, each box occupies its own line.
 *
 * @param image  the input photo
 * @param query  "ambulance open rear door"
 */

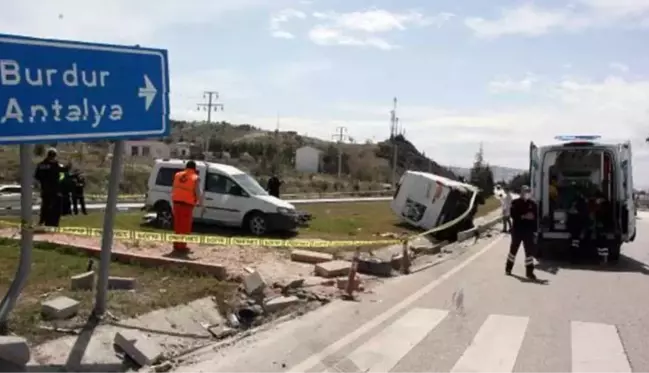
xmin=620 ymin=142 xmax=636 ymax=242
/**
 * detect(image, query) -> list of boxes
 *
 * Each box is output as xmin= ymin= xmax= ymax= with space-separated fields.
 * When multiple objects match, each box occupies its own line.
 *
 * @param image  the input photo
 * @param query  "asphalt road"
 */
xmin=176 ymin=211 xmax=649 ymax=372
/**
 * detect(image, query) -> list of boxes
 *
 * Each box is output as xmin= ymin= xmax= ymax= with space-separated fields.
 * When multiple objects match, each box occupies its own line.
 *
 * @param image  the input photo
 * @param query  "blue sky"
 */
xmin=3 ymin=0 xmax=649 ymax=185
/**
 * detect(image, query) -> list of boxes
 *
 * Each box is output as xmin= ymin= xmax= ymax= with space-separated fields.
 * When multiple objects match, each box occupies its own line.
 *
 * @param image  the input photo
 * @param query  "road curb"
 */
xmin=19 ymin=236 xmax=229 ymax=280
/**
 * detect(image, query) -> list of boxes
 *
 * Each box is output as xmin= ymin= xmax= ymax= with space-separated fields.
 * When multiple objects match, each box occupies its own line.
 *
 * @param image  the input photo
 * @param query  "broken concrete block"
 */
xmin=107 ymin=276 xmax=137 ymax=290
xmin=291 ymin=249 xmax=334 ymax=264
xmin=41 ymin=296 xmax=80 ymax=320
xmin=315 ymin=260 xmax=350 ymax=278
xmin=114 ymin=329 xmax=163 ymax=367
xmin=264 ymin=296 xmax=300 ymax=313
xmin=70 ymin=271 xmax=95 ymax=291
xmin=285 ymin=278 xmax=305 ymax=289
xmin=208 ymin=325 xmax=236 ymax=339
xmin=0 ymin=336 xmax=30 ymax=367
xmin=243 ymin=270 xmax=266 ymax=295
xmin=356 ymin=258 xmax=394 ymax=277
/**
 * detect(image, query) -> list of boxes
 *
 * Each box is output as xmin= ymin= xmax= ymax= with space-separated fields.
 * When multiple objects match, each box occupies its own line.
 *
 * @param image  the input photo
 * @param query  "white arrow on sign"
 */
xmin=138 ymin=74 xmax=157 ymax=111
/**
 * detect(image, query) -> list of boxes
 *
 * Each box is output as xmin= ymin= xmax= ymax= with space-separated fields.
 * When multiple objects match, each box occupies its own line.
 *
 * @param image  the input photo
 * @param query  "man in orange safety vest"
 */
xmin=171 ymin=160 xmax=202 ymax=255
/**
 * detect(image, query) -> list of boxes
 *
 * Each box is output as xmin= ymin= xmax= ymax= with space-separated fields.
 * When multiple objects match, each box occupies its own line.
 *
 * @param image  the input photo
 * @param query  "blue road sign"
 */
xmin=0 ymin=33 xmax=169 ymax=144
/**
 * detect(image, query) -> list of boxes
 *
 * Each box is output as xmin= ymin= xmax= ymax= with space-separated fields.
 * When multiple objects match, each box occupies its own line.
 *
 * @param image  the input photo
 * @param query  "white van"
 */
xmin=144 ymin=159 xmax=298 ymax=236
xmin=530 ymin=135 xmax=636 ymax=262
xmin=391 ymin=171 xmax=479 ymax=240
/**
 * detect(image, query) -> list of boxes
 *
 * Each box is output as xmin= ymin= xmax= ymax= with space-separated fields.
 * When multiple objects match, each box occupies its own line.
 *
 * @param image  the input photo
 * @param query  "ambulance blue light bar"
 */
xmin=554 ymin=135 xmax=602 ymax=142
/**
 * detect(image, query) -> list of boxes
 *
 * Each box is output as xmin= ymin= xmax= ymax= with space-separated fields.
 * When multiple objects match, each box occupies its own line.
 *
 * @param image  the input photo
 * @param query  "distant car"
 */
xmin=0 ymin=184 xmax=41 ymax=210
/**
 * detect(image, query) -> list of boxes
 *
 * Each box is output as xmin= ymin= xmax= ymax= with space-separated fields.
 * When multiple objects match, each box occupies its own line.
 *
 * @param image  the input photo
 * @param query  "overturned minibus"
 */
xmin=391 ymin=171 xmax=480 ymax=241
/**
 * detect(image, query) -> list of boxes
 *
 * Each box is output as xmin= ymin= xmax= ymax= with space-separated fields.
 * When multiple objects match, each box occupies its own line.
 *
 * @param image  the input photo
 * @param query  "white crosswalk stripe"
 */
xmin=451 ymin=314 xmax=529 ymax=373
xmin=310 ymin=307 xmax=633 ymax=373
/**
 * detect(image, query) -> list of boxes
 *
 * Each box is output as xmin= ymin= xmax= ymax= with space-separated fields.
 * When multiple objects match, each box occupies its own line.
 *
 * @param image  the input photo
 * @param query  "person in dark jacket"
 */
xmin=35 ymin=148 xmax=64 ymax=227
xmin=505 ymin=185 xmax=538 ymax=280
xmin=267 ymin=174 xmax=282 ymax=198
xmin=60 ymin=162 xmax=73 ymax=216
xmin=71 ymin=170 xmax=87 ymax=215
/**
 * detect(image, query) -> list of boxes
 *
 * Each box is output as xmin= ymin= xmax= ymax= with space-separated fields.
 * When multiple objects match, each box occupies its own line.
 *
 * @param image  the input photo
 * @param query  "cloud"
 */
xmin=488 ymin=74 xmax=540 ymax=93
xmin=610 ymin=62 xmax=630 ymax=73
xmin=0 ymin=0 xmax=267 ymax=44
xmin=465 ymin=1 xmax=649 ymax=38
xmin=269 ymin=8 xmax=307 ymax=39
xmin=307 ymin=9 xmax=454 ymax=50
xmin=182 ymin=74 xmax=649 ymax=183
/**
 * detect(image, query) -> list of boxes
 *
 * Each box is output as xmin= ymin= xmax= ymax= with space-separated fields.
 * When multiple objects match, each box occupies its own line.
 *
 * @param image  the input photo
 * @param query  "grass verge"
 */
xmin=0 ymin=238 xmax=235 ymax=344
xmin=1 ymin=198 xmax=499 ymax=242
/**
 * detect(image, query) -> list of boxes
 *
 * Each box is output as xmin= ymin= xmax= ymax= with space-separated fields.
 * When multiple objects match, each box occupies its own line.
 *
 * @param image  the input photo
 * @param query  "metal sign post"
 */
xmin=0 ymin=145 xmax=34 ymax=331
xmin=0 ymin=33 xmax=170 ymax=324
xmin=94 ymin=140 xmax=125 ymax=315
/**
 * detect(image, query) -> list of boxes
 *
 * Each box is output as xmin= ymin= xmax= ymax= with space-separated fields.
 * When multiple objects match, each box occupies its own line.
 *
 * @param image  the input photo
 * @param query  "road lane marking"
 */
xmin=451 ymin=314 xmax=529 ymax=372
xmin=343 ymin=308 xmax=449 ymax=373
xmin=288 ymin=236 xmax=503 ymax=373
xmin=571 ymin=321 xmax=632 ymax=372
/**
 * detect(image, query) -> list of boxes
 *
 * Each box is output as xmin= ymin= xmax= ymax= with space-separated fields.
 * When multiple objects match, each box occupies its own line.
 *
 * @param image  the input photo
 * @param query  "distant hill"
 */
xmin=450 ymin=165 xmax=526 ymax=183
xmin=167 ymin=121 xmax=459 ymax=182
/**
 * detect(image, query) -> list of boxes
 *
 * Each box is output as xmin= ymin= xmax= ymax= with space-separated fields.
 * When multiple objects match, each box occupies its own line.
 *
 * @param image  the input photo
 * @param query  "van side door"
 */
xmin=201 ymin=172 xmax=249 ymax=226
xmin=620 ymin=142 xmax=636 ymax=241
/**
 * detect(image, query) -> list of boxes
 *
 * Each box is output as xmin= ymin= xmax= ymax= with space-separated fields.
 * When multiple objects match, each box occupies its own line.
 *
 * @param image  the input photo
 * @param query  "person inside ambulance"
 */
xmin=566 ymin=184 xmax=589 ymax=252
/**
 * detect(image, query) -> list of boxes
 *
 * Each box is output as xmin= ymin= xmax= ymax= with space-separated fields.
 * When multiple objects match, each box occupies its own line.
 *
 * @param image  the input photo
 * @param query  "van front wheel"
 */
xmin=247 ymin=212 xmax=268 ymax=236
xmin=155 ymin=202 xmax=173 ymax=229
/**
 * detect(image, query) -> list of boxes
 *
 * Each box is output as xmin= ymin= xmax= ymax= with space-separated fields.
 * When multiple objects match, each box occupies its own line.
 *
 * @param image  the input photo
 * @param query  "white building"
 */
xmin=124 ymin=140 xmax=170 ymax=159
xmin=295 ymin=146 xmax=322 ymax=173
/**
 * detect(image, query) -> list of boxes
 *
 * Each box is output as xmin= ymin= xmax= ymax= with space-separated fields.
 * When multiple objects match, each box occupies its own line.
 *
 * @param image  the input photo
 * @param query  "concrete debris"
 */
xmin=107 ymin=276 xmax=137 ymax=290
xmin=243 ymin=270 xmax=266 ymax=296
xmin=356 ymin=257 xmax=394 ymax=277
xmin=41 ymin=296 xmax=80 ymax=320
xmin=379 ymin=232 xmax=400 ymax=239
xmin=70 ymin=270 xmax=95 ymax=291
xmin=264 ymin=296 xmax=301 ymax=313
xmin=285 ymin=278 xmax=305 ymax=289
xmin=226 ymin=313 xmax=240 ymax=328
xmin=114 ymin=329 xmax=163 ymax=367
xmin=0 ymin=336 xmax=30 ymax=367
xmin=336 ymin=278 xmax=364 ymax=292
xmin=138 ymin=361 xmax=174 ymax=373
xmin=290 ymin=249 xmax=334 ymax=264
xmin=314 ymin=260 xmax=350 ymax=278
xmin=207 ymin=324 xmax=237 ymax=339
xmin=411 ymin=241 xmax=445 ymax=256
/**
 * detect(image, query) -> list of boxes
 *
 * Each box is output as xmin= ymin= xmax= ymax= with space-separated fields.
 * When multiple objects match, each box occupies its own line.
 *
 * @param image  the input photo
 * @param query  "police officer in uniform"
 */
xmin=35 ymin=148 xmax=64 ymax=227
xmin=506 ymin=185 xmax=538 ymax=280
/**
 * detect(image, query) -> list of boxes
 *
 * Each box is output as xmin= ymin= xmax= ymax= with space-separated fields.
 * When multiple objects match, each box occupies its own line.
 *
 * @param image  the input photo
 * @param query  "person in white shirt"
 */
xmin=501 ymin=189 xmax=513 ymax=233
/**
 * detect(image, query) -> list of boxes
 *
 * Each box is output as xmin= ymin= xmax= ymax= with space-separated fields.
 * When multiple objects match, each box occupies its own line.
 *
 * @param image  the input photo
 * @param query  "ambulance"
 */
xmin=530 ymin=135 xmax=636 ymax=262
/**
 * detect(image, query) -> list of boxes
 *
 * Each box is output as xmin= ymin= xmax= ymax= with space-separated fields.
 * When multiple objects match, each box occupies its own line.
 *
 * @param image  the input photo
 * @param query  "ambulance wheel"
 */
xmin=246 ymin=212 xmax=268 ymax=236
xmin=154 ymin=202 xmax=173 ymax=229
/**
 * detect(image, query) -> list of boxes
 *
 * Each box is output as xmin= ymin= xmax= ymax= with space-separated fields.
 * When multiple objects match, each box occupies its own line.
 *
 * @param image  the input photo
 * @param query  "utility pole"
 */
xmin=332 ymin=126 xmax=348 ymax=178
xmin=196 ymin=91 xmax=224 ymax=154
xmin=390 ymin=97 xmax=399 ymax=187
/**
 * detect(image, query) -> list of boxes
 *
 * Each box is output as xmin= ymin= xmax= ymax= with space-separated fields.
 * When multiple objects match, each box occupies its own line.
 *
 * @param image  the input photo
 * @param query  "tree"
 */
xmin=469 ymin=143 xmax=495 ymax=200
xmin=507 ymin=172 xmax=530 ymax=192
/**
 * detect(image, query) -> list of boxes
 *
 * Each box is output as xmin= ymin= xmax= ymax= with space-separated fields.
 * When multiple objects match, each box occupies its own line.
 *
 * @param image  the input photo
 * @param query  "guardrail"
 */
xmin=82 ymin=190 xmax=394 ymax=202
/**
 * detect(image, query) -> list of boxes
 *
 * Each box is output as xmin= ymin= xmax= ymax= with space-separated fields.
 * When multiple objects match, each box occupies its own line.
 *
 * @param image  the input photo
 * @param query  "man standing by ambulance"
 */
xmin=171 ymin=161 xmax=202 ymax=255
xmin=505 ymin=185 xmax=538 ymax=280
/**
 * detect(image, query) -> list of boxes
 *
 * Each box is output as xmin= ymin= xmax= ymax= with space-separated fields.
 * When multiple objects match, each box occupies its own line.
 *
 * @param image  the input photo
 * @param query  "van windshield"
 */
xmin=231 ymin=173 xmax=268 ymax=196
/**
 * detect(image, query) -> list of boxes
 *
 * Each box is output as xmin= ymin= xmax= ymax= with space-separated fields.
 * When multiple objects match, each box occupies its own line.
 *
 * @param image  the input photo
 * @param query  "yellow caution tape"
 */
xmin=403 ymin=189 xmax=480 ymax=242
xmin=0 ymin=190 xmax=479 ymax=248
xmin=0 ymin=220 xmax=400 ymax=248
